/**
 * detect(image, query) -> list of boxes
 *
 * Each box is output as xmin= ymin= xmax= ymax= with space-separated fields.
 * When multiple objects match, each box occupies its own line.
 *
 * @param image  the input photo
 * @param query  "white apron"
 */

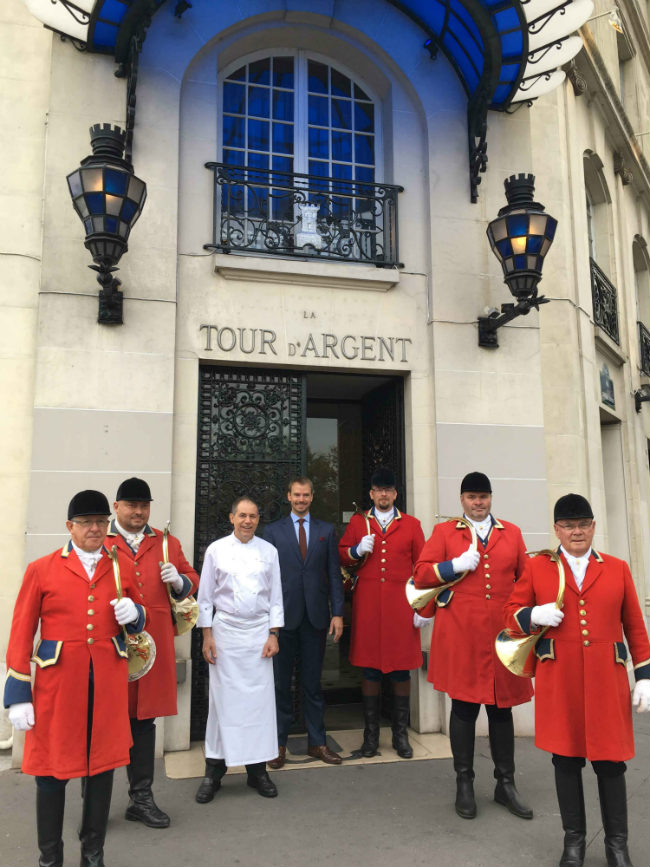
xmin=205 ymin=610 xmax=278 ymax=766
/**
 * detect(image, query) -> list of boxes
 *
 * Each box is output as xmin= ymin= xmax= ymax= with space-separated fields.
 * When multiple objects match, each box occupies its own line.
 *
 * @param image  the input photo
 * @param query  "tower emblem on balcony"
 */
xmin=295 ymin=203 xmax=323 ymax=250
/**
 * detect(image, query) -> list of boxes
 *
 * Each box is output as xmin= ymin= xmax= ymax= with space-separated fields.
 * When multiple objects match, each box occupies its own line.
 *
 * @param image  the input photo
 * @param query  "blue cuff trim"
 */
xmin=535 ymin=637 xmax=555 ymax=662
xmin=634 ymin=663 xmax=650 ymax=681
xmin=4 ymin=673 xmax=33 ymax=708
xmin=436 ymin=587 xmax=454 ymax=607
xmin=350 ymin=545 xmax=361 ymax=560
xmin=438 ymin=560 xmax=456 ymax=583
xmin=125 ymin=604 xmax=146 ymax=634
xmin=515 ymin=607 xmax=533 ymax=634
xmin=171 ymin=574 xmax=193 ymax=601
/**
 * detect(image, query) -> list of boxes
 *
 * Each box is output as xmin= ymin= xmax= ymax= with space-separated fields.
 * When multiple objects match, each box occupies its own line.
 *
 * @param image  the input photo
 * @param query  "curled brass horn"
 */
xmin=109 ymin=546 xmax=156 ymax=682
xmin=494 ymin=549 xmax=565 ymax=678
xmin=162 ymin=522 xmax=199 ymax=635
xmin=406 ymin=515 xmax=478 ymax=610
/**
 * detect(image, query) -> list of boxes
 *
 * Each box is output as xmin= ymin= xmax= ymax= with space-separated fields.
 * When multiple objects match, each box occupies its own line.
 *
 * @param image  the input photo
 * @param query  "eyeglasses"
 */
xmin=72 ymin=519 xmax=110 ymax=528
xmin=555 ymin=520 xmax=593 ymax=530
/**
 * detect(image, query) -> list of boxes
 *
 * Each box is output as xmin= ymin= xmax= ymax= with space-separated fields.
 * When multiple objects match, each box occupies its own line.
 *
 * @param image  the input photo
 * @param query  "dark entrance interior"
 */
xmin=190 ymin=365 xmax=405 ymax=741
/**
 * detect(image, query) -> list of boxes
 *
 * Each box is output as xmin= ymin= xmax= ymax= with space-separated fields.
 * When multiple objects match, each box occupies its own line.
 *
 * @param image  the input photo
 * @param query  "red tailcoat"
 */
xmin=5 ymin=544 xmax=139 ymax=779
xmin=339 ymin=509 xmax=425 ymax=672
xmin=504 ymin=550 xmax=650 ymax=760
xmin=106 ymin=523 xmax=199 ymax=719
xmin=414 ymin=518 xmax=533 ymax=707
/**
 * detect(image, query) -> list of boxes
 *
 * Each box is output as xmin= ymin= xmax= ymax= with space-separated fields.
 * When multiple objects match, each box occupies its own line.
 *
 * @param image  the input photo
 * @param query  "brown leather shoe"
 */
xmin=307 ymin=745 xmax=342 ymax=765
xmin=267 ymin=746 xmax=286 ymax=770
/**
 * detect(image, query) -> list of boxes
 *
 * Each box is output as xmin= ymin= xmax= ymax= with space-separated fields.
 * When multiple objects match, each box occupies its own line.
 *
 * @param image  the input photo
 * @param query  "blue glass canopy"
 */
xmin=81 ymin=0 xmax=525 ymax=109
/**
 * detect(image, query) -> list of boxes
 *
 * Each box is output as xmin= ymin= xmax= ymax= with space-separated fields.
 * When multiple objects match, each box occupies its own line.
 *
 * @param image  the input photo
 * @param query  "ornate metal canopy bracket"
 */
xmin=467 ymin=91 xmax=490 ymax=203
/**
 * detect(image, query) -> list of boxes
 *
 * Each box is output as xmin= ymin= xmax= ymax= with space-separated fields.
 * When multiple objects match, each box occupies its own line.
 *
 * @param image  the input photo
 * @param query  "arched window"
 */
xmin=209 ymin=51 xmax=399 ymax=266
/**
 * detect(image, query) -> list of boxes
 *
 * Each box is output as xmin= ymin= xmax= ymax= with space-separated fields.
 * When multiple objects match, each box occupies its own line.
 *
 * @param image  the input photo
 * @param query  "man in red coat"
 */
xmin=107 ymin=477 xmax=199 ymax=828
xmin=4 ymin=490 xmax=145 ymax=867
xmin=339 ymin=467 xmax=427 ymax=759
xmin=413 ymin=471 xmax=533 ymax=821
xmin=504 ymin=494 xmax=650 ymax=867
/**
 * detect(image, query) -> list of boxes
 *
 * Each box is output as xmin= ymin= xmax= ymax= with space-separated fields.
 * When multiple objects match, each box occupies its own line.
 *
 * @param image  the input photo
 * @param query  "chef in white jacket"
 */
xmin=195 ymin=496 xmax=284 ymax=802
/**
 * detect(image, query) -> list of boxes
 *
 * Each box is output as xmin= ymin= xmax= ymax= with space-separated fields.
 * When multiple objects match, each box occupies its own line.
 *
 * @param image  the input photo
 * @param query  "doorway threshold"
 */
xmin=164 ymin=729 xmax=451 ymax=780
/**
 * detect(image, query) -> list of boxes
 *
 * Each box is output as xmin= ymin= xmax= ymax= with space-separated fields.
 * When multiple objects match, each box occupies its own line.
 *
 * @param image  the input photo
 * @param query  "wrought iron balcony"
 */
xmin=204 ymin=162 xmax=403 ymax=267
xmin=590 ymin=258 xmax=619 ymax=344
xmin=639 ymin=321 xmax=650 ymax=376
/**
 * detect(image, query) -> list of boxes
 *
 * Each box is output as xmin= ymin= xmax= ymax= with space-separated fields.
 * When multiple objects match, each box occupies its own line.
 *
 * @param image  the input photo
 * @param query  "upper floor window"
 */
xmin=221 ymin=53 xmax=377 ymax=187
xmin=206 ymin=52 xmax=403 ymax=267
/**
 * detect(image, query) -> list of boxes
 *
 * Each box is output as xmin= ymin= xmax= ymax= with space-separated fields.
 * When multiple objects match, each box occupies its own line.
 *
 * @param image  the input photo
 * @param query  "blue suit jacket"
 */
xmin=263 ymin=515 xmax=344 ymax=631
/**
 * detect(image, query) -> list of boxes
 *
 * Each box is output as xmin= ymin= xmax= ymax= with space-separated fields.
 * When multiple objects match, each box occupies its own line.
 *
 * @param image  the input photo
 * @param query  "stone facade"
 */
xmin=1 ymin=0 xmax=649 ymax=756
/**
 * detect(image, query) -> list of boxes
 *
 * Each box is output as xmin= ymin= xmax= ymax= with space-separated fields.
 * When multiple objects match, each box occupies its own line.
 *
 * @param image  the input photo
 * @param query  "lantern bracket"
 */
xmin=478 ymin=295 xmax=550 ymax=348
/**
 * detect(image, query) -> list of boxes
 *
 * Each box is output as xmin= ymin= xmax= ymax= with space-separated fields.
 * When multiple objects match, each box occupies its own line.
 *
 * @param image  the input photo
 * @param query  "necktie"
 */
xmin=298 ymin=518 xmax=307 ymax=561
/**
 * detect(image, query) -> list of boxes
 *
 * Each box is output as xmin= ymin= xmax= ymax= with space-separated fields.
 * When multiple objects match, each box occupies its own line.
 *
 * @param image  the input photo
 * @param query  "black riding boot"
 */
xmin=36 ymin=786 xmax=65 ymax=867
xmin=125 ymin=724 xmax=170 ymax=828
xmin=449 ymin=710 xmax=476 ymax=819
xmin=391 ymin=695 xmax=413 ymax=758
xmin=597 ymin=773 xmax=634 ymax=867
xmin=360 ymin=694 xmax=381 ymax=758
xmin=554 ymin=762 xmax=586 ymax=867
xmin=79 ymin=770 xmax=113 ymax=867
xmin=195 ymin=758 xmax=227 ymax=804
xmin=489 ymin=715 xmax=533 ymax=819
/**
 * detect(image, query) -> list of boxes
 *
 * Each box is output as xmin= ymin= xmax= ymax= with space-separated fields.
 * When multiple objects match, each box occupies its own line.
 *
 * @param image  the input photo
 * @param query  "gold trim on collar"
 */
xmin=61 ymin=541 xmax=72 ymax=558
xmin=493 ymin=518 xmax=504 ymax=529
xmin=591 ymin=549 xmax=603 ymax=563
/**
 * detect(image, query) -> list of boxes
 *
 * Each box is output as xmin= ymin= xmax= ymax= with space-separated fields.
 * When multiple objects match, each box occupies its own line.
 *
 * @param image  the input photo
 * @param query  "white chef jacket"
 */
xmin=197 ymin=533 xmax=284 ymax=628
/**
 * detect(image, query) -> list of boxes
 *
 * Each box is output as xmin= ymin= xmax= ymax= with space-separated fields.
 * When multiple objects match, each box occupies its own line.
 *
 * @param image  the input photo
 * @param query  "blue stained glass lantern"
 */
xmin=67 ymin=124 xmax=147 ymax=324
xmin=486 ymin=174 xmax=557 ymax=300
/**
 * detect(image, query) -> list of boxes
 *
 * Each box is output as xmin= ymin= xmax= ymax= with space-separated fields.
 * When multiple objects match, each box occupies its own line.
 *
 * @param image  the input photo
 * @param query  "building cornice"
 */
xmin=571 ymin=29 xmax=650 ymax=206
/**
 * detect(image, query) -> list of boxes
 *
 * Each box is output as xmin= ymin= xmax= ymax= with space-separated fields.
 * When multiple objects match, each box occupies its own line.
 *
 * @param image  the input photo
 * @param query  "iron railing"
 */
xmin=204 ymin=162 xmax=403 ymax=267
xmin=639 ymin=321 xmax=650 ymax=376
xmin=590 ymin=258 xmax=619 ymax=344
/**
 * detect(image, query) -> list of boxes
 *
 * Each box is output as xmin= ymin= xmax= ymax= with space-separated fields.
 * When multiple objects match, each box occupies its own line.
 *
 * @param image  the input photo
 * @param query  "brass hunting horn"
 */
xmin=108 ymin=546 xmax=156 ymax=682
xmin=494 ymin=549 xmax=565 ymax=678
xmin=340 ymin=502 xmax=371 ymax=591
xmin=406 ymin=515 xmax=478 ymax=610
xmin=162 ymin=522 xmax=199 ymax=634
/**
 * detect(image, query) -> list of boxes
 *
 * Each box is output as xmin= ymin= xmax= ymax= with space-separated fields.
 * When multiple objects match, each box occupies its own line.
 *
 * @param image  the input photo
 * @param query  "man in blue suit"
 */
xmin=263 ymin=477 xmax=345 ymax=766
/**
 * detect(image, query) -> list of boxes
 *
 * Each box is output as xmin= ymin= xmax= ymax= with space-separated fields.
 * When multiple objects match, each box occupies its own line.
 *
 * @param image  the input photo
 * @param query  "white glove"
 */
xmin=451 ymin=546 xmax=480 ymax=574
xmin=413 ymin=612 xmax=434 ymax=629
xmin=530 ymin=603 xmax=564 ymax=628
xmin=632 ymin=679 xmax=650 ymax=713
xmin=9 ymin=702 xmax=35 ymax=731
xmin=110 ymin=597 xmax=139 ymax=626
xmin=357 ymin=534 xmax=375 ymax=556
xmin=160 ymin=562 xmax=184 ymax=593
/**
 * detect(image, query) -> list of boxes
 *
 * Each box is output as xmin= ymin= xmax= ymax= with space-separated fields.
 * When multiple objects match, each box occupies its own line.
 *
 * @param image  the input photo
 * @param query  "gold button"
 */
xmin=138 ymin=582 xmax=143 ymax=587
xmin=579 ymin=599 xmax=585 ymax=605
xmin=580 ymin=619 xmax=587 ymax=626
xmin=381 ymin=568 xmax=386 ymax=573
xmin=381 ymin=558 xmax=386 ymax=563
xmin=87 ymin=623 xmax=94 ymax=631
xmin=88 ymin=595 xmax=95 ymax=602
xmin=87 ymin=609 xmax=95 ymax=616
xmin=381 ymin=578 xmax=386 ymax=583
xmin=87 ymin=637 xmax=94 ymax=645
xmin=484 ymin=574 xmax=490 ymax=579
xmin=579 ymin=609 xmax=586 ymax=615
xmin=584 ymin=640 xmax=590 ymax=647
xmin=134 ymin=561 xmax=138 ymax=566
xmin=485 ymin=594 xmax=491 ymax=599
xmin=581 ymin=629 xmax=589 ymax=636
xmin=483 ymin=554 xmax=489 ymax=559
xmin=135 ymin=572 xmax=141 ymax=577
xmin=485 ymin=584 xmax=491 ymax=590
xmin=90 ymin=584 xmax=96 ymax=589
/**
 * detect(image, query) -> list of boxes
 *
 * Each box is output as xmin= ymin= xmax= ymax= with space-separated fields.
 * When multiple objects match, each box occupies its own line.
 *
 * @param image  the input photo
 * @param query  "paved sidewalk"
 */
xmin=1 ymin=717 xmax=648 ymax=867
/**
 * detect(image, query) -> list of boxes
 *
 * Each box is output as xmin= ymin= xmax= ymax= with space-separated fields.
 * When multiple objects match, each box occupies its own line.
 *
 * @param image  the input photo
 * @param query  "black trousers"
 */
xmin=273 ymin=618 xmax=327 ymax=747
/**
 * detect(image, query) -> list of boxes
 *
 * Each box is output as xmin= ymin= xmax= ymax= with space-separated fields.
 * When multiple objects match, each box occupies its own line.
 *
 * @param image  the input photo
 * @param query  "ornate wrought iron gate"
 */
xmin=361 ymin=380 xmax=406 ymax=510
xmin=190 ymin=366 xmax=306 ymax=740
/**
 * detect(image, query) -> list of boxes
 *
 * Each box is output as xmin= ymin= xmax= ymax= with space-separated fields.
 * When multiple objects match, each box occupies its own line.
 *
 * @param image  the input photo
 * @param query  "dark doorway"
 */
xmin=190 ymin=365 xmax=405 ymax=741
